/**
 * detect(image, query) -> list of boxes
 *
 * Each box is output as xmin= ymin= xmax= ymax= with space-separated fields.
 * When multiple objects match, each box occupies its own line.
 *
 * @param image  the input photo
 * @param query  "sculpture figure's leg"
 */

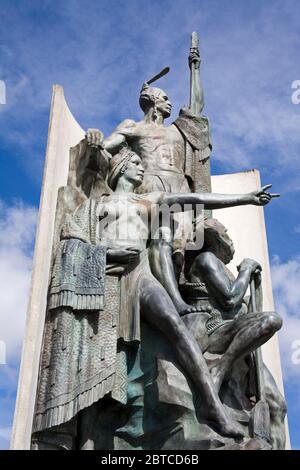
xmin=263 ymin=364 xmax=287 ymax=449
xmin=207 ymin=312 xmax=282 ymax=393
xmin=139 ymin=275 xmax=245 ymax=439
xmin=148 ymin=228 xmax=196 ymax=316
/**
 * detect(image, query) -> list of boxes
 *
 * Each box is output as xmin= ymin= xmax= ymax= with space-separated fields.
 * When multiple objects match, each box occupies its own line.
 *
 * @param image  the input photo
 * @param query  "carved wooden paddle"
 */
xmin=250 ymin=278 xmax=271 ymax=443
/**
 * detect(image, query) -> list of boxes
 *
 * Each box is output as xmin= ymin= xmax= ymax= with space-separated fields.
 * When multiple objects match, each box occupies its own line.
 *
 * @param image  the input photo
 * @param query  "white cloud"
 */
xmin=0 ymin=201 xmax=37 ymax=448
xmin=0 ymin=200 xmax=37 ymax=359
xmin=198 ymin=3 xmax=300 ymax=179
xmin=271 ymin=256 xmax=300 ymax=449
xmin=1 ymin=0 xmax=300 ymax=187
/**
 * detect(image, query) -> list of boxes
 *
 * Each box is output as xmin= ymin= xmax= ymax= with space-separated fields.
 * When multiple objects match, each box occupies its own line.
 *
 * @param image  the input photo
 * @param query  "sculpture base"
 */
xmin=76 ymin=320 xmax=270 ymax=450
xmin=31 ymin=317 xmax=273 ymax=450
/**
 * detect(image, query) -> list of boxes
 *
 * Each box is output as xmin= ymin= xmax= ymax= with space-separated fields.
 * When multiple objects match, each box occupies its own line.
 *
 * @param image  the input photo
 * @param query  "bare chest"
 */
xmin=131 ymin=124 xmax=182 ymax=152
xmin=96 ymin=197 xmax=152 ymax=242
xmin=129 ymin=124 xmax=184 ymax=170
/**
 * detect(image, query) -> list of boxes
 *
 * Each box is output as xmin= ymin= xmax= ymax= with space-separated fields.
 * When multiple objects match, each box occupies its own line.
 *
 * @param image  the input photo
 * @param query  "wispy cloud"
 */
xmin=0 ymin=200 xmax=37 ymax=449
xmin=0 ymin=200 xmax=37 ymax=358
xmin=271 ymin=254 xmax=300 ymax=448
xmin=1 ymin=0 xmax=300 ymax=189
xmin=271 ymin=255 xmax=300 ymax=382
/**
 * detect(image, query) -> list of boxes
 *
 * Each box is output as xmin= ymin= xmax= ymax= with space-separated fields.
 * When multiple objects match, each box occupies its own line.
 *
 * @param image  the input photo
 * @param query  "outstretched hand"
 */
xmin=85 ymin=128 xmax=104 ymax=149
xmin=250 ymin=184 xmax=280 ymax=206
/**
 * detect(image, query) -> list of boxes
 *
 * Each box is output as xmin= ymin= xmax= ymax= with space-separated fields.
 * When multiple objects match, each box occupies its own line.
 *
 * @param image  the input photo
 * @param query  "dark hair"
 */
xmin=139 ymin=91 xmax=155 ymax=112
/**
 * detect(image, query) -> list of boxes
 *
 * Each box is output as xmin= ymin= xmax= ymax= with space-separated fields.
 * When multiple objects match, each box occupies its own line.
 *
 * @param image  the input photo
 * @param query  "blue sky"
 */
xmin=0 ymin=0 xmax=299 ymax=450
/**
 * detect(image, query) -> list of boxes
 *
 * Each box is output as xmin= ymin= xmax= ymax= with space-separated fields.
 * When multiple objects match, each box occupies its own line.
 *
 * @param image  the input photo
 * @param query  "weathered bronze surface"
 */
xmin=31 ymin=33 xmax=286 ymax=450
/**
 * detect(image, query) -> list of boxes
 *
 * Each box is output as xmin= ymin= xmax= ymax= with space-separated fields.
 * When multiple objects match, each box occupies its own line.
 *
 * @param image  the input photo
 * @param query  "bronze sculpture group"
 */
xmin=31 ymin=33 xmax=286 ymax=450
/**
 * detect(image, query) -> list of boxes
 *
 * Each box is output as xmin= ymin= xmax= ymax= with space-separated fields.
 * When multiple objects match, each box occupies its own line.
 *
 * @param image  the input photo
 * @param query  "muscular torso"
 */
xmin=104 ymin=120 xmax=185 ymax=174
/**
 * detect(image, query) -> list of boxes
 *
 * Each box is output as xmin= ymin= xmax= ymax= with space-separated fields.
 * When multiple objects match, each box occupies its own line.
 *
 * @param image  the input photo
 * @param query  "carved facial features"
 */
xmin=204 ymin=219 xmax=235 ymax=265
xmin=122 ymin=154 xmax=145 ymax=188
xmin=153 ymin=88 xmax=172 ymax=118
xmin=140 ymin=86 xmax=172 ymax=118
xmin=214 ymin=227 xmax=235 ymax=265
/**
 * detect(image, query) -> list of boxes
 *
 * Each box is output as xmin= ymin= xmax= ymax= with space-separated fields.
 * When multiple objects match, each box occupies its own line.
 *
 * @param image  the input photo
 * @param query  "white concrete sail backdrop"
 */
xmin=10 ymin=86 xmax=84 ymax=450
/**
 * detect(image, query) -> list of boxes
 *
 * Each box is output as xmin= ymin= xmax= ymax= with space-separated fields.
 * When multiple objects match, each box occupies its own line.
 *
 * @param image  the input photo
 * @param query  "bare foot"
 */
xmin=217 ymin=416 xmax=245 ymax=439
xmin=178 ymin=303 xmax=198 ymax=316
xmin=178 ymin=302 xmax=211 ymax=317
xmin=208 ymin=410 xmax=245 ymax=439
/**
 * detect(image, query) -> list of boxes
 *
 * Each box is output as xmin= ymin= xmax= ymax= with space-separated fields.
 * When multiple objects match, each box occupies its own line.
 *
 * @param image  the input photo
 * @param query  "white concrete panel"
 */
xmin=10 ymin=86 xmax=85 ymax=450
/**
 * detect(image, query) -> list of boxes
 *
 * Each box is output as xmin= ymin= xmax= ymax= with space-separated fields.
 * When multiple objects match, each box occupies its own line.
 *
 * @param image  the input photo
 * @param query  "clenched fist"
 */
xmin=237 ymin=258 xmax=262 ymax=274
xmin=188 ymin=49 xmax=201 ymax=69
